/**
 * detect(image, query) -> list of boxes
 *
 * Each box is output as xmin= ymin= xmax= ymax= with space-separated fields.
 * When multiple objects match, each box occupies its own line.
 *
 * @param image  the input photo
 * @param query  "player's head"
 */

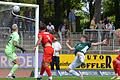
xmin=53 ymin=37 xmax=57 ymax=42
xmin=114 ymin=29 xmax=120 ymax=38
xmin=53 ymin=35 xmax=58 ymax=42
xmin=48 ymin=22 xmax=52 ymax=25
xmin=11 ymin=24 xmax=18 ymax=32
xmin=80 ymin=35 xmax=88 ymax=42
xmin=40 ymin=24 xmax=47 ymax=31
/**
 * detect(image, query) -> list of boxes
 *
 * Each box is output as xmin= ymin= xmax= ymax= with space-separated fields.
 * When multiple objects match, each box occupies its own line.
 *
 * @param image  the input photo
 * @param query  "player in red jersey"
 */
xmin=111 ymin=50 xmax=120 ymax=80
xmin=111 ymin=29 xmax=120 ymax=80
xmin=34 ymin=25 xmax=54 ymax=80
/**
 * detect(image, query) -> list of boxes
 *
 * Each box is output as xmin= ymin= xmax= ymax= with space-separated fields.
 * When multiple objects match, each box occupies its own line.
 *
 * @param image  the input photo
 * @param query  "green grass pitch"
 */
xmin=1 ymin=76 xmax=112 ymax=80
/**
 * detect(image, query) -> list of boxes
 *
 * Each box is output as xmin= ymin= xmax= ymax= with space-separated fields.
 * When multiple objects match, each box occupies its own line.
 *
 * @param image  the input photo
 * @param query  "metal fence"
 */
xmin=0 ymin=27 xmax=119 ymax=54
xmin=83 ymin=29 xmax=119 ymax=53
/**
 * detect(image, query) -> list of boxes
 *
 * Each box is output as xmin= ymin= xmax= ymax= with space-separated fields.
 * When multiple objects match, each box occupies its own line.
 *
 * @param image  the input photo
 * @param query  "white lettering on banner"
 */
xmin=19 ymin=56 xmax=25 ymax=67
xmin=26 ymin=56 xmax=32 ymax=67
xmin=1 ymin=56 xmax=7 ymax=67
xmin=8 ymin=60 xmax=12 ymax=67
xmin=0 ymin=54 xmax=37 ymax=68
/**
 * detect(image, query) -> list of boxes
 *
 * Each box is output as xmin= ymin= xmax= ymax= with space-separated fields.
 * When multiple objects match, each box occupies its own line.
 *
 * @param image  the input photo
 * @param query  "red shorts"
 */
xmin=43 ymin=46 xmax=54 ymax=63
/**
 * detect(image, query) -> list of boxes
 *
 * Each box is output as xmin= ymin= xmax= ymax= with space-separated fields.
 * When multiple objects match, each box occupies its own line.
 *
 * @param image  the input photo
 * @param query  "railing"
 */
xmin=0 ymin=27 xmax=119 ymax=54
xmin=83 ymin=29 xmax=118 ymax=54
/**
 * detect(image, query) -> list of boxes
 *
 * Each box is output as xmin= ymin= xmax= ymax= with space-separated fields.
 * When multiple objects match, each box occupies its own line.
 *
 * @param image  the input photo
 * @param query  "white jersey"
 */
xmin=47 ymin=25 xmax=54 ymax=31
xmin=52 ymin=41 xmax=62 ymax=57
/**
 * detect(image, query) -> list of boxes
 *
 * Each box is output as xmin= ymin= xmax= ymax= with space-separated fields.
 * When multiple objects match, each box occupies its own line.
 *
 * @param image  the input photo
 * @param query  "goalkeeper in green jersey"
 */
xmin=5 ymin=24 xmax=25 ymax=79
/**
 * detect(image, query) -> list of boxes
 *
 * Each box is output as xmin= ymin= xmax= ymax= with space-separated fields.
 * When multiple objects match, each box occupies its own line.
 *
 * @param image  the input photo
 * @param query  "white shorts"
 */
xmin=68 ymin=52 xmax=85 ymax=69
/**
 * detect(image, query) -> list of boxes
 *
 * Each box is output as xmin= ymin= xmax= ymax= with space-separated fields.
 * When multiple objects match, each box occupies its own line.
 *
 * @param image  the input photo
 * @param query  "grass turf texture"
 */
xmin=1 ymin=76 xmax=112 ymax=80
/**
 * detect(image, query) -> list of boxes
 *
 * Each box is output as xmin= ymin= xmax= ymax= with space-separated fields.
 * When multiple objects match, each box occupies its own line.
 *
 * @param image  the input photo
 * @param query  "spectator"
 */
xmin=58 ymin=23 xmax=70 ymax=41
xmin=103 ymin=17 xmax=110 ymax=25
xmin=96 ymin=20 xmax=105 ymax=30
xmin=40 ymin=20 xmax=45 ymax=28
xmin=68 ymin=9 xmax=76 ymax=32
xmin=90 ymin=17 xmax=96 ymax=41
xmin=47 ymin=22 xmax=55 ymax=34
xmin=111 ymin=22 xmax=115 ymax=31
xmin=106 ymin=22 xmax=113 ymax=31
xmin=105 ymin=22 xmax=114 ymax=38
xmin=50 ymin=37 xmax=62 ymax=74
xmin=13 ymin=11 xmax=20 ymax=26
xmin=24 ymin=9 xmax=33 ymax=32
xmin=90 ymin=17 xmax=96 ymax=29
xmin=96 ymin=20 xmax=105 ymax=40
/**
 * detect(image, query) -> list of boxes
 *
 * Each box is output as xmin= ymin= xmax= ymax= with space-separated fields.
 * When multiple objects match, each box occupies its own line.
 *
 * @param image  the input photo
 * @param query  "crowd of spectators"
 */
xmin=90 ymin=17 xmax=115 ymax=31
xmin=90 ymin=17 xmax=115 ymax=41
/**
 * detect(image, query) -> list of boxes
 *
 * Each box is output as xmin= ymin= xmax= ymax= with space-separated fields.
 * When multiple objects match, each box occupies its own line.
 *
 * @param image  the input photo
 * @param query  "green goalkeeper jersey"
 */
xmin=5 ymin=32 xmax=20 ymax=52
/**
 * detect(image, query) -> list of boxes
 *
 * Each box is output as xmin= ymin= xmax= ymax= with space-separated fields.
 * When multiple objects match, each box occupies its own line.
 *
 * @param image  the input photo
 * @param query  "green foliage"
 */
xmin=43 ymin=3 xmax=54 ymax=18
xmin=102 ymin=0 xmax=115 ymax=17
xmin=109 ymin=16 xmax=115 ymax=22
xmin=64 ymin=0 xmax=84 ymax=10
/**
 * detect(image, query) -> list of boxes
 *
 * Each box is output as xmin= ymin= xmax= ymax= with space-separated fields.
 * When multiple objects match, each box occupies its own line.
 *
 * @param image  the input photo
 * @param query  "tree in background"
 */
xmin=93 ymin=0 xmax=102 ymax=23
xmin=37 ymin=0 xmax=44 ymax=21
xmin=54 ymin=0 xmax=64 ymax=26
xmin=113 ymin=0 xmax=120 ymax=28
xmin=88 ymin=0 xmax=94 ymax=21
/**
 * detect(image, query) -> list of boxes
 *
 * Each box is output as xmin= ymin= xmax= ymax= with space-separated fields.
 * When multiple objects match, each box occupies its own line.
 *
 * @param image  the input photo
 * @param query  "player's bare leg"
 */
xmin=39 ymin=61 xmax=52 ymax=80
xmin=115 ymin=62 xmax=120 ymax=80
xmin=44 ymin=62 xmax=52 ymax=80
xmin=7 ymin=58 xmax=19 ymax=79
xmin=38 ymin=62 xmax=45 ymax=80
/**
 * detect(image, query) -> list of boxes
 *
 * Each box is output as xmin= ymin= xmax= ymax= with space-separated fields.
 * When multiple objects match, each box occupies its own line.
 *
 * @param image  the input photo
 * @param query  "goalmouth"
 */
xmin=0 ymin=1 xmax=39 ymax=78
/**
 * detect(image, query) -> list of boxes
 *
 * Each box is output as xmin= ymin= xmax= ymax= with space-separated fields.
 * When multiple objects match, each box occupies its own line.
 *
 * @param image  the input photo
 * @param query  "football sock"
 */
xmin=45 ymin=66 xmax=52 ymax=76
xmin=40 ymin=65 xmax=46 ymax=76
xmin=69 ymin=70 xmax=80 ymax=77
xmin=48 ymin=76 xmax=52 ymax=80
xmin=8 ymin=64 xmax=19 ymax=76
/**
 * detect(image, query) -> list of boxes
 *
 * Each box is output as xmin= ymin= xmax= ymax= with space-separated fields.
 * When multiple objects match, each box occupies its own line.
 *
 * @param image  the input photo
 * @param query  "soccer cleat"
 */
xmin=6 ymin=76 xmax=14 ymax=79
xmin=37 ymin=77 xmax=42 ymax=80
xmin=57 ymin=70 xmax=62 ymax=76
xmin=116 ymin=76 xmax=120 ymax=80
xmin=111 ymin=76 xmax=117 ymax=80
xmin=12 ymin=74 xmax=16 ymax=78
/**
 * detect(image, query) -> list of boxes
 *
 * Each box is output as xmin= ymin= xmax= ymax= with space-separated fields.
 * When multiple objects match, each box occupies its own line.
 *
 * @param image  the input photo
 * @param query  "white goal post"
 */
xmin=0 ymin=1 xmax=39 ymax=78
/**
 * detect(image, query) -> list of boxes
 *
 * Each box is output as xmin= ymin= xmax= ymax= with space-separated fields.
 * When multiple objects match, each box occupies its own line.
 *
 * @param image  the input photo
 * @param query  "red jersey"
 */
xmin=116 ymin=55 xmax=120 ymax=61
xmin=38 ymin=31 xmax=54 ymax=47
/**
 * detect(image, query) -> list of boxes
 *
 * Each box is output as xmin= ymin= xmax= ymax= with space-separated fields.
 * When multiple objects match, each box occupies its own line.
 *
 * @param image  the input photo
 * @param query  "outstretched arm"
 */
xmin=13 ymin=41 xmax=26 ymax=53
xmin=66 ymin=39 xmax=75 ymax=51
xmin=34 ymin=35 xmax=42 ymax=48
xmin=91 ymin=39 xmax=108 ymax=46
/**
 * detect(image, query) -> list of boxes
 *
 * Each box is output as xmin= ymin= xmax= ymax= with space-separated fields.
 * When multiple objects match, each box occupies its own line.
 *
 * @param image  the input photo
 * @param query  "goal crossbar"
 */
xmin=0 ymin=1 xmax=38 ymax=7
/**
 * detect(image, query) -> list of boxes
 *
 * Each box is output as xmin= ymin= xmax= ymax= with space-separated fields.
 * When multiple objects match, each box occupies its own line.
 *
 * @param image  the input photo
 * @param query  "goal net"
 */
xmin=0 ymin=1 xmax=39 ymax=78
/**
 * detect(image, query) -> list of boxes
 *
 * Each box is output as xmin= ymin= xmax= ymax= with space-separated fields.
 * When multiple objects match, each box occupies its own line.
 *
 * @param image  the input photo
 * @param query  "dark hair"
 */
xmin=40 ymin=24 xmax=46 ymax=30
xmin=81 ymin=35 xmax=88 ymax=41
